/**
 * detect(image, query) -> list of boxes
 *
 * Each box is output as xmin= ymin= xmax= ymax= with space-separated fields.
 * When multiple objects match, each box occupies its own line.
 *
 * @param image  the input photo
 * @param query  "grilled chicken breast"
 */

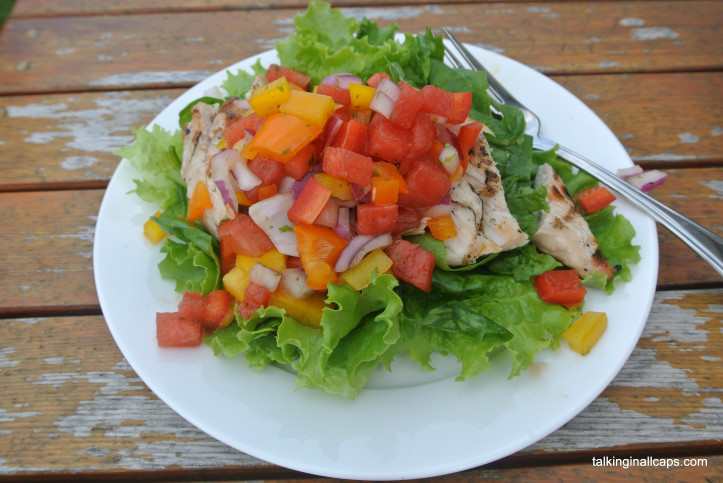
xmin=444 ymin=134 xmax=529 ymax=266
xmin=180 ymin=102 xmax=232 ymax=238
xmin=532 ymin=163 xmax=615 ymax=280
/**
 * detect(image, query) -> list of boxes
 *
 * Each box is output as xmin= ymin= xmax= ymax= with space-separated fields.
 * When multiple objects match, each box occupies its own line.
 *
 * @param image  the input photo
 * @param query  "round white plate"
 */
xmin=94 ymin=43 xmax=658 ymax=480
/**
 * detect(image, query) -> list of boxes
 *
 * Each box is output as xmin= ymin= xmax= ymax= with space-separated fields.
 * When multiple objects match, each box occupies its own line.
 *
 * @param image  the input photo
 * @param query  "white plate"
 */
xmin=94 ymin=44 xmax=658 ymax=480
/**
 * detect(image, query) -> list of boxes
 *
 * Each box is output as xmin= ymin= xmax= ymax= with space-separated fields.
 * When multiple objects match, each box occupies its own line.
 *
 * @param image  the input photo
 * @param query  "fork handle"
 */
xmin=533 ymin=136 xmax=723 ymax=277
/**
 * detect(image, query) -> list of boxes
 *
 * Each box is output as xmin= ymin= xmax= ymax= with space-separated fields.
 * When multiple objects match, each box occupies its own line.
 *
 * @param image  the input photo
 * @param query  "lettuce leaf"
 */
xmin=116 ymin=125 xmax=185 ymax=209
xmin=206 ymin=273 xmax=402 ymax=399
xmin=152 ymin=201 xmax=221 ymax=294
xmin=221 ymin=59 xmax=266 ymax=98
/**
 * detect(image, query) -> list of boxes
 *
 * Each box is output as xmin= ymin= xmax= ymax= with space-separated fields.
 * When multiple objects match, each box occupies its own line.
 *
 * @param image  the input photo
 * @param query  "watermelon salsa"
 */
xmin=155 ymin=67 xmax=481 ymax=344
xmin=125 ymin=2 xmax=639 ymax=399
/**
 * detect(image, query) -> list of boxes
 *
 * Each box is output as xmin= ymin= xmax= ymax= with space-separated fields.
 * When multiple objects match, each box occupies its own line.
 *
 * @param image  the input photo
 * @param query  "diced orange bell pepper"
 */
xmin=427 ymin=214 xmax=458 ymax=240
xmin=294 ymin=224 xmax=348 ymax=291
xmin=372 ymin=161 xmax=408 ymax=194
xmin=187 ymin=180 xmax=213 ymax=222
xmin=257 ymin=184 xmax=278 ymax=201
xmin=371 ymin=176 xmax=399 ymax=205
xmin=241 ymin=113 xmax=323 ymax=163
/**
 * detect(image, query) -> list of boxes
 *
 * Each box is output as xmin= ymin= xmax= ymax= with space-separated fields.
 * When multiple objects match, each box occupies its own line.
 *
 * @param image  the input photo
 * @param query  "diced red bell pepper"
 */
xmin=447 ymin=92 xmax=473 ymax=125
xmin=365 ymin=113 xmax=412 ymax=164
xmin=217 ymin=214 xmax=274 ymax=258
xmin=316 ymin=84 xmax=351 ymax=112
xmin=288 ymin=177 xmax=332 ymax=225
xmin=331 ymin=119 xmax=367 ymax=153
xmin=457 ymin=121 xmax=484 ymax=161
xmin=236 ymin=282 xmax=272 ymax=320
xmin=397 ymin=156 xmax=452 ymax=209
xmin=390 ymin=80 xmax=424 ymax=129
xmin=366 ymin=72 xmax=390 ymax=88
xmin=322 ymin=146 xmax=374 ymax=186
xmin=265 ymin=64 xmax=311 ymax=91
xmin=420 ymin=85 xmax=454 ymax=119
xmin=534 ymin=270 xmax=587 ymax=307
xmin=156 ymin=312 xmax=203 ymax=347
xmin=356 ymin=203 xmax=399 ymax=235
xmin=384 ymin=239 xmax=436 ymax=292
xmin=576 ymin=186 xmax=617 ymax=213
xmin=223 ymin=112 xmax=263 ymax=148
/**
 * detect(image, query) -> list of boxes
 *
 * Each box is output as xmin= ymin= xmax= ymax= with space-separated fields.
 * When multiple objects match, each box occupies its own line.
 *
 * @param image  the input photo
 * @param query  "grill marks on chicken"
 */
xmin=181 ymin=102 xmax=230 ymax=238
xmin=445 ymin=135 xmax=529 ymax=266
xmin=532 ymin=163 xmax=615 ymax=281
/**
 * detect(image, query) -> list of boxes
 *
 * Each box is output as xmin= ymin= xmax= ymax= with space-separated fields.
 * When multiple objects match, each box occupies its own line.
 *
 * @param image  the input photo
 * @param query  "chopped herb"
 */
xmin=279 ymin=225 xmax=293 ymax=233
xmin=281 ymin=148 xmax=290 ymax=155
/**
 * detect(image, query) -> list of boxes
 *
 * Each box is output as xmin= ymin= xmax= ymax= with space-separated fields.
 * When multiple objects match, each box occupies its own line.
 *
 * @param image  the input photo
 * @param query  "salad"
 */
xmin=117 ymin=1 xmax=640 ymax=399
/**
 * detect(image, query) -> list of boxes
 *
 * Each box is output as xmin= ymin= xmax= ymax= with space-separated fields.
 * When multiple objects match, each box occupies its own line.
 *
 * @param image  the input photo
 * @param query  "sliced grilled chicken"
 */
xmin=444 ymin=134 xmax=529 ymax=266
xmin=532 ymin=163 xmax=615 ymax=280
xmin=180 ymin=102 xmax=232 ymax=239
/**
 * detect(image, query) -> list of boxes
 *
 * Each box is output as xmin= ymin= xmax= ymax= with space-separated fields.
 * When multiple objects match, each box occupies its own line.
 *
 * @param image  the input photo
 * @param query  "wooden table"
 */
xmin=1 ymin=0 xmax=721 ymax=480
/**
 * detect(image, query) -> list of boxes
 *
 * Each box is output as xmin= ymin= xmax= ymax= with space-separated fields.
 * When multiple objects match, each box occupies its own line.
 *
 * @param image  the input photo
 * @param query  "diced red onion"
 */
xmin=214 ymin=179 xmax=235 ymax=205
xmin=439 ymin=193 xmax=451 ymax=205
xmin=437 ymin=126 xmax=463 ymax=159
xmin=349 ymin=233 xmax=393 ymax=268
xmin=352 ymin=184 xmax=372 ymax=203
xmin=438 ymin=143 xmax=460 ymax=175
xmin=332 ymin=206 xmax=351 ymax=239
xmin=277 ymin=176 xmax=296 ymax=194
xmin=617 ymin=165 xmax=644 ymax=179
xmin=424 ymin=203 xmax=452 ymax=219
xmin=314 ymin=202 xmax=339 ymax=228
xmin=376 ymin=78 xmax=400 ymax=102
xmin=250 ymin=263 xmax=281 ymax=292
xmin=248 ymin=193 xmax=299 ymax=256
xmin=322 ymin=73 xmax=362 ymax=89
xmin=626 ymin=169 xmax=667 ymax=192
xmin=280 ymin=268 xmax=316 ymax=299
xmin=230 ymin=159 xmax=262 ymax=191
xmin=334 ymin=235 xmax=374 ymax=272
xmin=332 ymin=223 xmax=350 ymax=240
xmin=324 ymin=116 xmax=343 ymax=149
xmin=370 ymin=90 xmax=395 ymax=118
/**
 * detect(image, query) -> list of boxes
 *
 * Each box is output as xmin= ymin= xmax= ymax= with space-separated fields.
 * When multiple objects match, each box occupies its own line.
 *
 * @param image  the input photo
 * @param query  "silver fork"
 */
xmin=442 ymin=27 xmax=723 ymax=277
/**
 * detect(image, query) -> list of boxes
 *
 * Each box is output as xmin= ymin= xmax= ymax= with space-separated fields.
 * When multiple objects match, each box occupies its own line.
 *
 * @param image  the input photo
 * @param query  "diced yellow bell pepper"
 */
xmin=223 ymin=266 xmax=251 ymax=302
xmin=563 ymin=311 xmax=608 ymax=355
xmin=340 ymin=248 xmax=393 ymax=291
xmin=143 ymin=211 xmax=166 ymax=244
xmin=279 ymin=90 xmax=337 ymax=126
xmin=314 ymin=173 xmax=354 ymax=201
xmin=269 ymin=289 xmax=327 ymax=329
xmin=248 ymin=76 xmax=292 ymax=117
xmin=236 ymin=249 xmax=287 ymax=274
xmin=349 ymin=83 xmax=376 ymax=111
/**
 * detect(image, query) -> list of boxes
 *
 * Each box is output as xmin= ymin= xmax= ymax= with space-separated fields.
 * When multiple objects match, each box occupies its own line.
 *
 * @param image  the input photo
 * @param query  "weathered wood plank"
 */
xmin=554 ymin=72 xmax=723 ymax=167
xmin=0 ymin=89 xmax=184 ymax=190
xmin=0 ymin=166 xmax=720 ymax=314
xmin=0 ymin=288 xmax=719 ymax=474
xmin=1 ymin=72 xmax=721 ymax=190
xmin=1 ymin=2 xmax=721 ymax=94
xmin=11 ymin=0 xmax=488 ymax=18
xmin=0 ymin=189 xmax=101 ymax=314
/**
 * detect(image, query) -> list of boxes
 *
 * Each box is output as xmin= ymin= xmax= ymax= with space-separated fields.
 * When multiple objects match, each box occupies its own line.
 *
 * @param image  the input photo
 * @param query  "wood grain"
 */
xmin=1 ymin=72 xmax=721 ymax=191
xmin=1 ymin=2 xmax=721 ymax=94
xmin=0 ymin=288 xmax=719 ymax=475
xmin=0 ymin=189 xmax=102 ymax=315
xmin=12 ymin=0 xmax=486 ymax=17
